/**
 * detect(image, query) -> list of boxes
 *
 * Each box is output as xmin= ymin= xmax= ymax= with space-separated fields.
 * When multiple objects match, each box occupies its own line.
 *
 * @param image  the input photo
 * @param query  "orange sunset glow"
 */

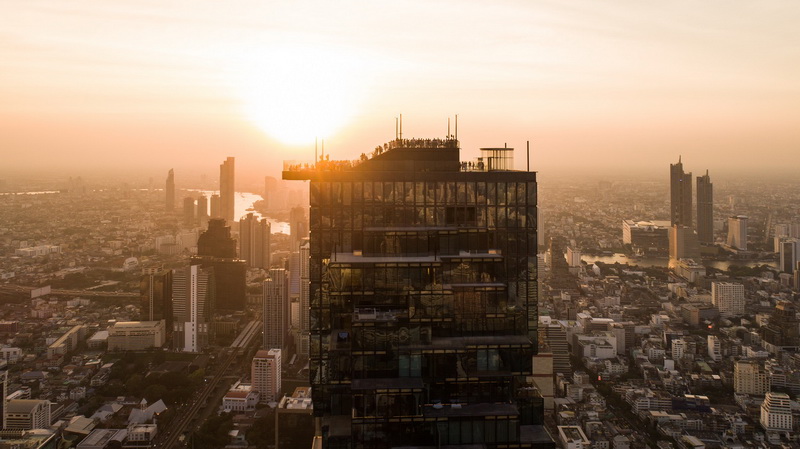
xmin=2 ymin=1 xmax=799 ymax=180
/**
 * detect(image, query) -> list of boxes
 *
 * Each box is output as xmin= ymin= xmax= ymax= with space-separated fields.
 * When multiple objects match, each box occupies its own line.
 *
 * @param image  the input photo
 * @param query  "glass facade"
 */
xmin=285 ymin=138 xmax=545 ymax=448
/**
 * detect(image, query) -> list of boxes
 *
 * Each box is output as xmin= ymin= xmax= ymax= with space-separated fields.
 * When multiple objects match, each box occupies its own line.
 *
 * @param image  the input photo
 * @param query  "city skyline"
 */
xmin=2 ymin=1 xmax=800 ymax=179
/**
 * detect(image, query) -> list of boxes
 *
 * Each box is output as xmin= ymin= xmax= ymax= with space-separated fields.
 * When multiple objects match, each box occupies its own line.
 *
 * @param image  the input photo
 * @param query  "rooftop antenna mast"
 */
xmin=448 ymin=117 xmax=450 ymax=137
xmin=399 ymin=114 xmax=403 ymax=140
xmin=455 ymin=114 xmax=458 ymax=142
xmin=527 ymin=140 xmax=530 ymax=172
xmin=321 ymin=139 xmax=325 ymax=160
xmin=315 ymin=138 xmax=318 ymax=163
xmin=395 ymin=117 xmax=399 ymax=140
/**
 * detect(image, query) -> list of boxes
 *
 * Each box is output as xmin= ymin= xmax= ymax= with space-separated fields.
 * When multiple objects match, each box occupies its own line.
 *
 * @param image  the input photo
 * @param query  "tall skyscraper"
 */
xmin=727 ymin=215 xmax=748 ymax=251
xmin=0 ymin=361 xmax=7 ymax=429
xmin=140 ymin=268 xmax=173 ymax=338
xmin=252 ymin=349 xmax=282 ymax=403
xmin=298 ymin=239 xmax=310 ymax=357
xmin=193 ymin=219 xmax=246 ymax=311
xmin=283 ymin=137 xmax=545 ymax=447
xmin=289 ymin=206 xmax=308 ymax=250
xmin=166 ymin=169 xmax=175 ymax=211
xmin=696 ymin=170 xmax=713 ymax=244
xmin=779 ymin=238 xmax=799 ymax=274
xmin=172 ymin=265 xmax=215 ymax=352
xmin=263 ymin=268 xmax=288 ymax=351
xmin=670 ymin=157 xmax=692 ymax=227
xmin=712 ymin=281 xmax=745 ymax=317
xmin=239 ymin=213 xmax=271 ymax=269
xmin=220 ymin=157 xmax=235 ymax=223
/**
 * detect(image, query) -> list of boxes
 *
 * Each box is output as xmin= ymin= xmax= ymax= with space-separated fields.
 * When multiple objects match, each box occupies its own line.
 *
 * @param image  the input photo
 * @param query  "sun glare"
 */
xmin=228 ymin=44 xmax=369 ymax=146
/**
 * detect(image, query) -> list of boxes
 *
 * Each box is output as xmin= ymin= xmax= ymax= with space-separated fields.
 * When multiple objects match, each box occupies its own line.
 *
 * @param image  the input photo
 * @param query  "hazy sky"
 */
xmin=2 ymin=1 xmax=799 ymax=182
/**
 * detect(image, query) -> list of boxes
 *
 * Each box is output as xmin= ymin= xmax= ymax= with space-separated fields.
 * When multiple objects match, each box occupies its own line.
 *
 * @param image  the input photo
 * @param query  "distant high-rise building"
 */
xmin=298 ymin=239 xmax=310 ymax=357
xmin=566 ymin=246 xmax=581 ymax=268
xmin=727 ymin=215 xmax=748 ymax=250
xmin=239 ymin=213 xmax=271 ymax=269
xmin=670 ymin=157 xmax=692 ymax=227
xmin=252 ymin=349 xmax=281 ymax=403
xmin=795 ymin=262 xmax=800 ymax=291
xmin=669 ymin=224 xmax=700 ymax=261
xmin=759 ymin=301 xmax=800 ymax=351
xmin=193 ymin=219 xmax=246 ymax=311
xmin=696 ymin=170 xmax=713 ymax=244
xmin=197 ymin=219 xmax=237 ymax=258
xmin=210 ymin=194 xmax=221 ymax=218
xmin=712 ymin=281 xmax=745 ymax=317
xmin=263 ymin=268 xmax=288 ymax=351
xmin=779 ymin=238 xmax=799 ymax=274
xmin=289 ymin=206 xmax=308 ymax=250
xmin=761 ymin=392 xmax=792 ymax=431
xmin=166 ymin=169 xmax=175 ymax=211
xmin=734 ymin=359 xmax=768 ymax=395
xmin=0 ymin=362 xmax=7 ymax=429
xmin=172 ymin=265 xmax=214 ymax=352
xmin=183 ymin=197 xmax=196 ymax=226
xmin=220 ymin=157 xmax=235 ymax=223
xmin=283 ymin=137 xmax=545 ymax=447
xmin=140 ymin=269 xmax=173 ymax=338
xmin=197 ymin=195 xmax=209 ymax=227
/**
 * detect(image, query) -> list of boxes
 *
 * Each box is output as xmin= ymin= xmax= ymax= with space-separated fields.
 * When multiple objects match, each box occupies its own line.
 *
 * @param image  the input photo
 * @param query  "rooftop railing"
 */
xmin=283 ymin=137 xmax=460 ymax=173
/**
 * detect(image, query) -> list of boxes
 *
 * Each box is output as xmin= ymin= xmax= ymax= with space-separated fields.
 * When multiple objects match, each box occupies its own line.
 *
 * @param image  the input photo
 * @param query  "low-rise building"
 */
xmin=557 ymin=425 xmax=590 ymax=449
xmin=4 ymin=399 xmax=51 ymax=430
xmin=107 ymin=321 xmax=165 ymax=351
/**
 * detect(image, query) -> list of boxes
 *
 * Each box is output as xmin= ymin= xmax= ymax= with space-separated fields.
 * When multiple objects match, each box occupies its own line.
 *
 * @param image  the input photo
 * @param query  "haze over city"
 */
xmin=7 ymin=2 xmax=800 ymax=449
xmin=3 ymin=1 xmax=800 ymax=181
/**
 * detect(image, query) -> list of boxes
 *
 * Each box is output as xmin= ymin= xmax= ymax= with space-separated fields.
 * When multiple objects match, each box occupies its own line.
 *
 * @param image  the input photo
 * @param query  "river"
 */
xmin=187 ymin=190 xmax=291 ymax=234
xmin=0 ymin=191 xmax=60 ymax=195
xmin=581 ymin=253 xmax=778 ymax=271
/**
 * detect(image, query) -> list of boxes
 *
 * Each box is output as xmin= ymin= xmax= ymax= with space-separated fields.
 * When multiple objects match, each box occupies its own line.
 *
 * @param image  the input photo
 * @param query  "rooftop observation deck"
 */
xmin=283 ymin=137 xmax=517 ymax=180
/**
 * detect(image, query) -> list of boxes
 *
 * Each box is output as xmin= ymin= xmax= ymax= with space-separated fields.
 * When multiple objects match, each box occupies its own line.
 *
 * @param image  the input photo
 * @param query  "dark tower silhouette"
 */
xmin=197 ymin=219 xmax=237 ymax=258
xmin=283 ymin=136 xmax=549 ymax=448
xmin=670 ymin=157 xmax=692 ymax=227
xmin=193 ymin=219 xmax=245 ymax=311
xmin=140 ymin=268 xmax=173 ymax=341
xmin=220 ymin=157 xmax=235 ymax=223
xmin=697 ymin=170 xmax=713 ymax=244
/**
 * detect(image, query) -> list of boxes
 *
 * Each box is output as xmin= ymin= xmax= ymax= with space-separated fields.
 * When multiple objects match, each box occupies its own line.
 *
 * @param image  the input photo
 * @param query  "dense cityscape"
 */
xmin=3 ymin=0 xmax=800 ymax=447
xmin=1 ymin=139 xmax=800 ymax=449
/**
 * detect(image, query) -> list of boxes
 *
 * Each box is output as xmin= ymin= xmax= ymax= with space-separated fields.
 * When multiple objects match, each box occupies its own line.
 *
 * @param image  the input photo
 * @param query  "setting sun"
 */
xmin=227 ymin=44 xmax=369 ymax=146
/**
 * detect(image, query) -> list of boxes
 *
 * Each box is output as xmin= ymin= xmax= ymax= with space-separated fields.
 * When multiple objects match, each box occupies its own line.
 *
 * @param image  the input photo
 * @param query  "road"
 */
xmin=154 ymin=320 xmax=262 ymax=449
xmin=0 ymin=284 xmax=139 ymax=298
xmin=154 ymin=348 xmax=239 ymax=449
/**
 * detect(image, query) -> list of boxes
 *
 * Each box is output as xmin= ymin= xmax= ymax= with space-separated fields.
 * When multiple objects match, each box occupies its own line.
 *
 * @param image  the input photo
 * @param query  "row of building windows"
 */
xmin=311 ymin=181 xmax=536 ymax=207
